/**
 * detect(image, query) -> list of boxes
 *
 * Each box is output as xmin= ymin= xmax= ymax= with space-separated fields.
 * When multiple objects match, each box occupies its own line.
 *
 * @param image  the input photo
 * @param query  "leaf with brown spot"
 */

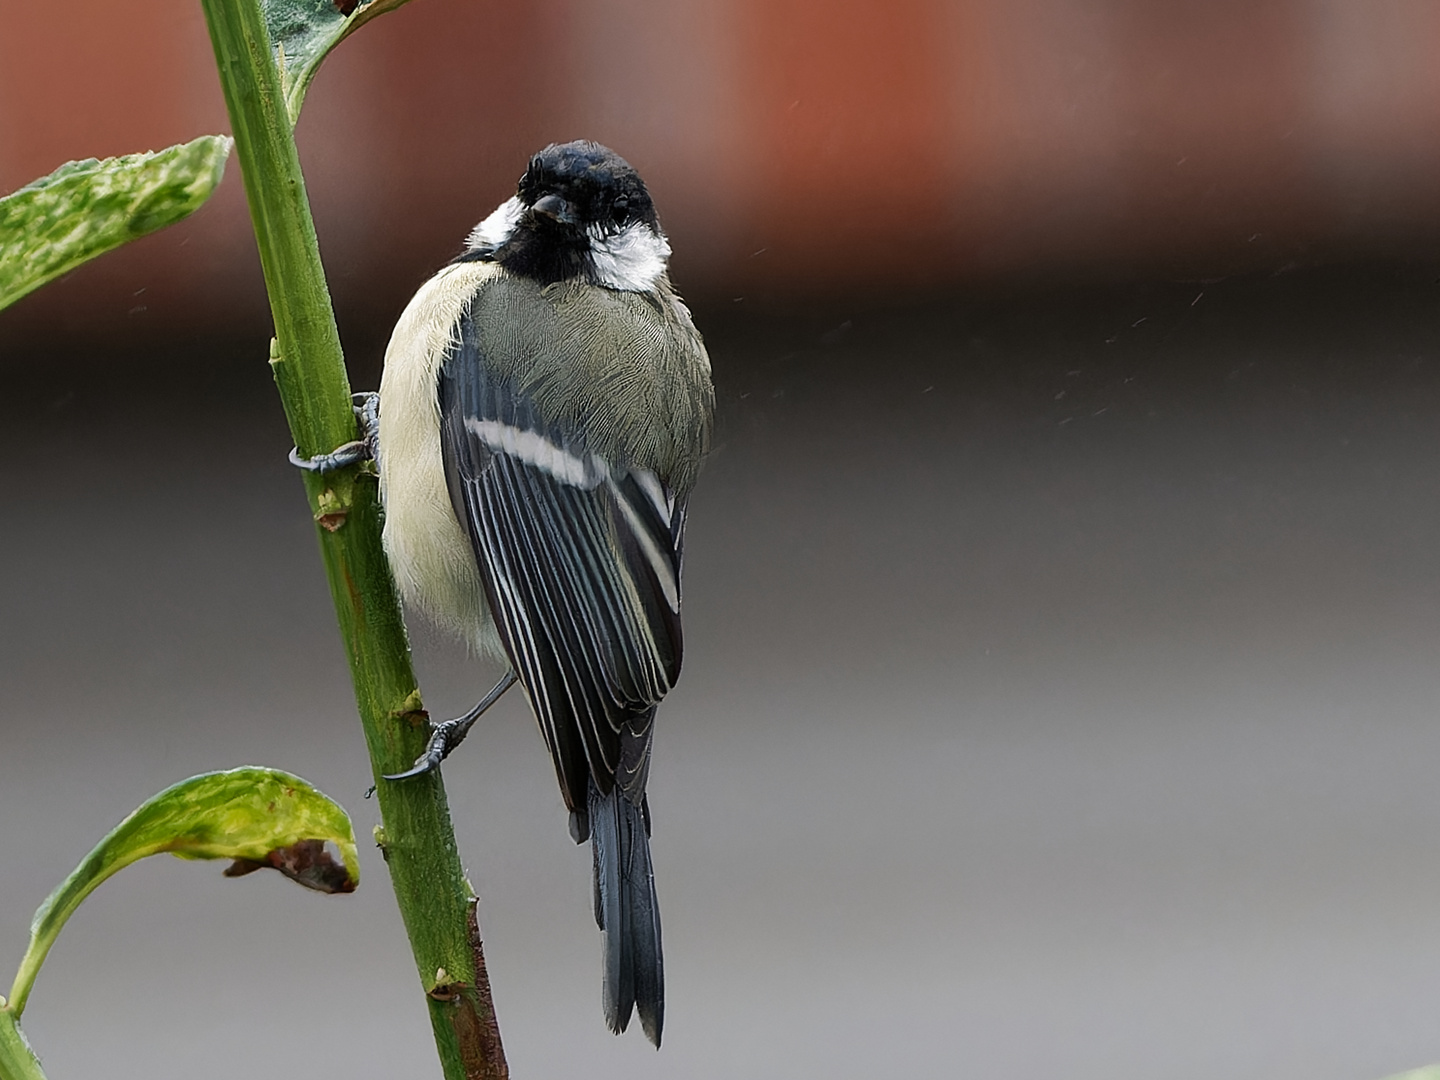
xmin=7 ymin=767 xmax=358 ymax=1017
xmin=224 ymin=837 xmax=357 ymax=893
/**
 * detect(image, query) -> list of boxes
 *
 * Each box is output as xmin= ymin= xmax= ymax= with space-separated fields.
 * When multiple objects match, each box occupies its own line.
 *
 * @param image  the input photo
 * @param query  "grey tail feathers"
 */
xmin=588 ymin=777 xmax=664 ymax=1046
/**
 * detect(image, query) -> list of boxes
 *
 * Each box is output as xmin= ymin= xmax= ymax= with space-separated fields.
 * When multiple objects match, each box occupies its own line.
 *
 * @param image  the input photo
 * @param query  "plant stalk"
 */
xmin=199 ymin=2 xmax=506 ymax=1076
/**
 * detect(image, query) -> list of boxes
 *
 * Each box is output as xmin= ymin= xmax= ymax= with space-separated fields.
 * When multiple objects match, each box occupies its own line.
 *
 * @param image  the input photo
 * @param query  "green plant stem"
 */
xmin=0 ymin=1009 xmax=47 ymax=1080
xmin=199 ymin=2 xmax=505 ymax=1076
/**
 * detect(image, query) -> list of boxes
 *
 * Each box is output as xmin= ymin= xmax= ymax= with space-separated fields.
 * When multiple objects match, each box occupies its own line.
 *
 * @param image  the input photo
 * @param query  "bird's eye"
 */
xmin=611 ymin=196 xmax=629 ymax=224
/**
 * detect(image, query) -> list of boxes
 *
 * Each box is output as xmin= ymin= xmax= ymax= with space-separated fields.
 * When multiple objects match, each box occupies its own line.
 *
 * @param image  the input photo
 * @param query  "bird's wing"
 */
xmin=438 ymin=310 xmax=685 ymax=812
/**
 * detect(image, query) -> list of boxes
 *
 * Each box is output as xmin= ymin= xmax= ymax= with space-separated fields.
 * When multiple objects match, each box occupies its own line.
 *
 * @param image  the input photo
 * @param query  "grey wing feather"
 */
xmin=438 ymin=310 xmax=685 ymax=814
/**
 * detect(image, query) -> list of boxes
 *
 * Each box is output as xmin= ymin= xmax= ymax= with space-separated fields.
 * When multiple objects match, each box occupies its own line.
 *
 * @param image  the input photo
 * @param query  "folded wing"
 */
xmin=438 ymin=310 xmax=686 ymax=822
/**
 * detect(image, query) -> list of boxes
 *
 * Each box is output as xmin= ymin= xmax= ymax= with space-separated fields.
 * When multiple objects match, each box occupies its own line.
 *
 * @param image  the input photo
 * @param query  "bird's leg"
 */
xmin=290 ymin=392 xmax=380 ymax=472
xmin=384 ymin=671 xmax=519 ymax=780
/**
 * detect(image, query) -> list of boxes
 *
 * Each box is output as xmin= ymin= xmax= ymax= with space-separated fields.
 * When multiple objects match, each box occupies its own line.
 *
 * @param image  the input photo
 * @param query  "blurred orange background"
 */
xmin=4 ymin=0 xmax=1440 ymax=343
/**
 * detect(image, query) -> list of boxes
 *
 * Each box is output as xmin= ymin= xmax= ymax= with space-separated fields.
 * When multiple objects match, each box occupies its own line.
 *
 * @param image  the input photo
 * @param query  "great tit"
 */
xmin=374 ymin=140 xmax=713 ymax=1046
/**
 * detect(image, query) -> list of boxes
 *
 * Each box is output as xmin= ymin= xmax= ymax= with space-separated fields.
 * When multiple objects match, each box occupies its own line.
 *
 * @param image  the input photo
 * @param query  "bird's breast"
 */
xmin=377 ymin=260 xmax=503 ymax=653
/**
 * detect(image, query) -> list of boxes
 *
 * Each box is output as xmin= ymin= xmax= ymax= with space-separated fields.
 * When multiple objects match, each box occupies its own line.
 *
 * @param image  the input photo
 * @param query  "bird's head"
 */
xmin=465 ymin=140 xmax=672 ymax=292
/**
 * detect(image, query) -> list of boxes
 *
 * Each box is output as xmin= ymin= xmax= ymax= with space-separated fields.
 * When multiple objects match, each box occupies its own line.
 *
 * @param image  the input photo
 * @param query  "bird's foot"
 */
xmin=383 ymin=671 xmax=518 ymax=781
xmin=290 ymin=392 xmax=380 ymax=472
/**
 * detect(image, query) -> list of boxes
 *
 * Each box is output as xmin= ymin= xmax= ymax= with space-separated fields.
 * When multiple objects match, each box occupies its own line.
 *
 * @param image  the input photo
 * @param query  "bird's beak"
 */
xmin=530 ymin=193 xmax=578 ymax=227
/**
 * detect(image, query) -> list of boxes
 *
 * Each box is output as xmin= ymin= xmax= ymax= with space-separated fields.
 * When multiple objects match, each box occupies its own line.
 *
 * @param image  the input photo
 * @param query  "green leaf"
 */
xmin=1382 ymin=1068 xmax=1440 ymax=1080
xmin=5 ymin=767 xmax=358 ymax=1017
xmin=0 ymin=135 xmax=232 ymax=312
xmin=0 ymin=1010 xmax=46 ymax=1080
xmin=264 ymin=0 xmax=415 ymax=122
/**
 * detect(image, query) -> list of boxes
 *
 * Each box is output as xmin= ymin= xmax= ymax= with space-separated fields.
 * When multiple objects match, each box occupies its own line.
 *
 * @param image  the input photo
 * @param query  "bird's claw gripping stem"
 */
xmin=383 ymin=672 xmax=518 ymax=781
xmin=290 ymin=392 xmax=380 ymax=472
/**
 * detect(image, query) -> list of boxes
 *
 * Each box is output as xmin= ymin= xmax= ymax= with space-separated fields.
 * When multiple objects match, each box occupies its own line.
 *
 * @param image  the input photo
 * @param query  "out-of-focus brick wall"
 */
xmin=4 ymin=0 xmax=1440 ymax=346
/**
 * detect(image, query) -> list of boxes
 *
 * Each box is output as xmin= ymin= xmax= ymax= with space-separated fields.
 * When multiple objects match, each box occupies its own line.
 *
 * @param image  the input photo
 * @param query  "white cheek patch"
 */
xmin=465 ymin=196 xmax=524 ymax=251
xmin=586 ymin=221 xmax=672 ymax=292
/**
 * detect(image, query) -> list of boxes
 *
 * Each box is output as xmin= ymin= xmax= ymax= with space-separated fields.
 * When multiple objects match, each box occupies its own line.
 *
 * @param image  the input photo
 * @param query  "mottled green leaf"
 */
xmin=1382 ymin=1068 xmax=1440 ymax=1080
xmin=0 ymin=135 xmax=231 ymax=312
xmin=6 ymin=767 xmax=358 ymax=1017
xmin=265 ymin=0 xmax=415 ymax=122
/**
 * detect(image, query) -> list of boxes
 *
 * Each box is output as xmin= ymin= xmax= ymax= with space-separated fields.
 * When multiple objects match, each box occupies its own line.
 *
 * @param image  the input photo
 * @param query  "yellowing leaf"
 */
xmin=7 ymin=767 xmax=358 ymax=1017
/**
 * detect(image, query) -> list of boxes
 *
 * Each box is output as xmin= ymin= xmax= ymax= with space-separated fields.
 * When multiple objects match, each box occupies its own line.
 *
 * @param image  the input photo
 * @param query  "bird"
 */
xmin=372 ymin=140 xmax=713 ymax=1046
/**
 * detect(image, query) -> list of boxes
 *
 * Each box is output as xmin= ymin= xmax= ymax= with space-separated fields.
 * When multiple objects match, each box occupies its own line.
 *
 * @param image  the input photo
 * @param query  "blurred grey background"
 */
xmin=5 ymin=2 xmax=1440 ymax=1079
